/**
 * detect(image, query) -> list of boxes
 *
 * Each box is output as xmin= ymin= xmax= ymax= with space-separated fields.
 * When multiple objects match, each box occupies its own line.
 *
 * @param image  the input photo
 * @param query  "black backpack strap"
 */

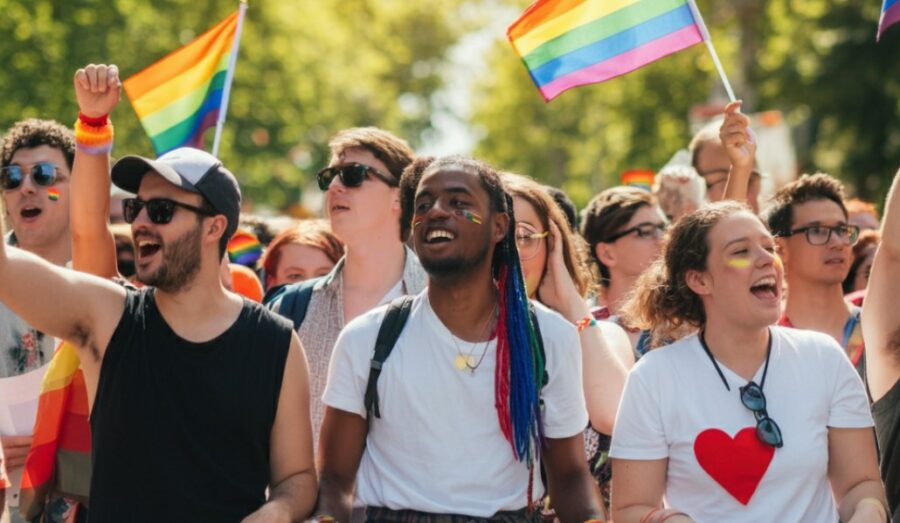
xmin=528 ymin=304 xmax=549 ymax=389
xmin=263 ymin=276 xmax=321 ymax=331
xmin=364 ymin=296 xmax=415 ymax=419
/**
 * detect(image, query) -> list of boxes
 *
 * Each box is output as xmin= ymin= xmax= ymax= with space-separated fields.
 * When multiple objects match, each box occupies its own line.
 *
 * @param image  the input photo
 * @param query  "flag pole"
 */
xmin=686 ymin=0 xmax=736 ymax=103
xmin=212 ymin=1 xmax=248 ymax=157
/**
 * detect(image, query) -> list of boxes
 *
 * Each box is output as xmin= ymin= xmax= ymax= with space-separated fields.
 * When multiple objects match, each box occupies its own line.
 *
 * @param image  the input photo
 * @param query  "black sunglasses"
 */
xmin=316 ymin=163 xmax=397 ymax=191
xmin=739 ymin=381 xmax=784 ymax=448
xmin=604 ymin=222 xmax=667 ymax=242
xmin=122 ymin=197 xmax=216 ymax=225
xmin=0 ymin=162 xmax=59 ymax=190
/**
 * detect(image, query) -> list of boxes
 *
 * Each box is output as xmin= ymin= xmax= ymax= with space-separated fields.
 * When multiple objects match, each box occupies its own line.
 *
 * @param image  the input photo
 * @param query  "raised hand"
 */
xmin=537 ymin=220 xmax=589 ymax=322
xmin=719 ymin=100 xmax=756 ymax=173
xmin=73 ymin=64 xmax=121 ymax=118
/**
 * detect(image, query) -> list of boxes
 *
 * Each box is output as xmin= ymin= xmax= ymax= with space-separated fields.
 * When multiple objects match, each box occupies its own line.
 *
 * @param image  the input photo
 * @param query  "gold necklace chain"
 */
xmin=452 ymin=304 xmax=498 ymax=373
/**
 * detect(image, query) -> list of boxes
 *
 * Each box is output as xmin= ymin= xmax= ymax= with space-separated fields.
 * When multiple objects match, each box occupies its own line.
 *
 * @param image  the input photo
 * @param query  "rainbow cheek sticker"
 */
xmin=47 ymin=187 xmax=60 ymax=202
xmin=412 ymin=215 xmax=425 ymax=229
xmin=726 ymin=258 xmax=751 ymax=269
xmin=462 ymin=210 xmax=483 ymax=225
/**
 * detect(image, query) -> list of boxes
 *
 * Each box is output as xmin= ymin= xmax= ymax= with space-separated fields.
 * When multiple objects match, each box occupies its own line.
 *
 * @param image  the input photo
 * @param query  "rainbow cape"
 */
xmin=124 ymin=10 xmax=241 ymax=154
xmin=880 ymin=0 xmax=900 ymax=40
xmin=19 ymin=342 xmax=91 ymax=519
xmin=508 ymin=0 xmax=707 ymax=101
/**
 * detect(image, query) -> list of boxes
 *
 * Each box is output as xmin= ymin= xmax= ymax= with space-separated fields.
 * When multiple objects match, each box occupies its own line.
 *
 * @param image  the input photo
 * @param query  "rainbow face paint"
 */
xmin=412 ymin=215 xmax=424 ymax=229
xmin=462 ymin=210 xmax=483 ymax=225
xmin=47 ymin=187 xmax=60 ymax=202
xmin=726 ymin=258 xmax=751 ymax=269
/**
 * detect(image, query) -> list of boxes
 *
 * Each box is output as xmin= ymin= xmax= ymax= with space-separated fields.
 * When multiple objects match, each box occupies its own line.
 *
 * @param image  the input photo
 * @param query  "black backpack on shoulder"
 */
xmin=263 ymin=276 xmax=324 ymax=330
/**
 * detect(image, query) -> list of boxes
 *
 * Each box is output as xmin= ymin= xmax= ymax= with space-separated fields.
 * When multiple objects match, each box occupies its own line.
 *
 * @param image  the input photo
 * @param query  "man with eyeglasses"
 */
xmin=864 ymin=166 xmax=900 ymax=519
xmin=0 ymin=145 xmax=318 ymax=521
xmin=267 ymin=128 xmax=426 ymax=456
xmin=763 ymin=173 xmax=866 ymax=376
xmin=0 ymin=118 xmax=75 ymax=522
xmin=690 ymin=115 xmax=763 ymax=213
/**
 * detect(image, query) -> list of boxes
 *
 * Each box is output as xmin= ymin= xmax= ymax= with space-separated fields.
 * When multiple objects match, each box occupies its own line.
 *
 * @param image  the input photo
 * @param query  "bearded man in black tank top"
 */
xmin=0 ymin=147 xmax=316 ymax=522
xmin=865 ymin=167 xmax=900 ymax=520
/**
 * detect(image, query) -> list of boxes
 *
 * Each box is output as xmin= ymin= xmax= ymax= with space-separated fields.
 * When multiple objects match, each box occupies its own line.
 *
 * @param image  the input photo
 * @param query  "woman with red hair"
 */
xmin=260 ymin=219 xmax=344 ymax=290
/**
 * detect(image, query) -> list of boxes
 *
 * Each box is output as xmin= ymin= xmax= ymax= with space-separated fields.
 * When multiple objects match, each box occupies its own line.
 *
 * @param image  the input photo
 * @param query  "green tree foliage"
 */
xmin=472 ymin=0 xmax=900 ymax=206
xmin=0 ymin=0 xmax=470 ymax=209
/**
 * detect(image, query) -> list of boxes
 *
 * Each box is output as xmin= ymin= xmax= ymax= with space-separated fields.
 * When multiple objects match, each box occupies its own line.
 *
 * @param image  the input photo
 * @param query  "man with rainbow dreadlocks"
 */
xmin=315 ymin=156 xmax=602 ymax=522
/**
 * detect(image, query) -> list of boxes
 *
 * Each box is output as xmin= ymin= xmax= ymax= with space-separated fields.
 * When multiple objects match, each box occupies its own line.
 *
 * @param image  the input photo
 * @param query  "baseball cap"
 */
xmin=111 ymin=147 xmax=241 ymax=239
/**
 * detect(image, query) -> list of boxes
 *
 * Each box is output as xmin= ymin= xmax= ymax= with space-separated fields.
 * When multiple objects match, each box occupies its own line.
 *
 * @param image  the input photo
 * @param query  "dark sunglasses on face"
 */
xmin=316 ymin=163 xmax=397 ymax=191
xmin=784 ymin=224 xmax=860 ymax=246
xmin=604 ymin=222 xmax=667 ymax=242
xmin=739 ymin=381 xmax=784 ymax=448
xmin=122 ymin=197 xmax=215 ymax=225
xmin=0 ymin=162 xmax=59 ymax=190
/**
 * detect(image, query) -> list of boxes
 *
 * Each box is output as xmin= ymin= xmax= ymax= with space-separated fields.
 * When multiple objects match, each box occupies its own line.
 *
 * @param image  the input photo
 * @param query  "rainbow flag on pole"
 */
xmin=508 ymin=0 xmax=707 ymax=101
xmin=124 ymin=6 xmax=246 ymax=155
xmin=879 ymin=0 xmax=900 ymax=40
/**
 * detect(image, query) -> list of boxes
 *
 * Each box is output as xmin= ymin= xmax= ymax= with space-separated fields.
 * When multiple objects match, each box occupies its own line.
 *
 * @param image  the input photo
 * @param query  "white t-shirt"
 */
xmin=323 ymin=291 xmax=588 ymax=516
xmin=610 ymin=327 xmax=873 ymax=523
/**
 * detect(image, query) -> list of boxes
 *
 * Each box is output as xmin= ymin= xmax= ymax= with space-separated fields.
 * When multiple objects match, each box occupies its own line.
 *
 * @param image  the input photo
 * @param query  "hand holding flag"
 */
xmin=719 ymin=101 xmax=756 ymax=173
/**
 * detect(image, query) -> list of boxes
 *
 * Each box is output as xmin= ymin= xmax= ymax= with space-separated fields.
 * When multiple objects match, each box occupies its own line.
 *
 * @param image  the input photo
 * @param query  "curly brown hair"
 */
xmin=763 ymin=173 xmax=847 ymax=238
xmin=1 ymin=118 xmax=75 ymax=170
xmin=622 ymin=200 xmax=754 ymax=347
xmin=502 ymin=173 xmax=595 ymax=298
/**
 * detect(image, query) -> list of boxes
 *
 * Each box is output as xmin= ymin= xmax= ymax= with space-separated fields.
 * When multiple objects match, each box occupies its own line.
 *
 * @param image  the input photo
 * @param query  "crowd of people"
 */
xmin=0 ymin=62 xmax=898 ymax=523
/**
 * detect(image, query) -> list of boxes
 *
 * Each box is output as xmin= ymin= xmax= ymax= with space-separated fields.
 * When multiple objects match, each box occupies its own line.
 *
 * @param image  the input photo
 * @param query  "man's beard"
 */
xmin=420 ymin=240 xmax=491 ymax=279
xmin=137 ymin=224 xmax=203 ymax=293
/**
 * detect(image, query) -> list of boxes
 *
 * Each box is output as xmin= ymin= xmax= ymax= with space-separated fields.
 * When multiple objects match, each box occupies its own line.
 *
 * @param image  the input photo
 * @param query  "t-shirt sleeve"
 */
xmin=541 ymin=318 xmax=589 ymax=439
xmin=609 ymin=362 xmax=669 ymax=460
xmin=321 ymin=320 xmax=375 ymax=419
xmin=825 ymin=339 xmax=874 ymax=428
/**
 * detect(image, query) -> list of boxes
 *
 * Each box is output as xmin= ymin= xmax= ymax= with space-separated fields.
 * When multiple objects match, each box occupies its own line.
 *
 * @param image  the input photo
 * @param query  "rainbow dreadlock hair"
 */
xmin=401 ymin=156 xmax=545 ymax=484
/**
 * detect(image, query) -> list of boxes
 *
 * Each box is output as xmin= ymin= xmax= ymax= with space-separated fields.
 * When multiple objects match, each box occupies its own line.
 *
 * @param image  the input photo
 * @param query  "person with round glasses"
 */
xmin=762 ymin=173 xmax=868 ymax=377
xmin=502 ymin=173 xmax=633 ymax=514
xmin=610 ymin=200 xmax=884 ymax=523
xmin=580 ymin=187 xmax=667 ymax=354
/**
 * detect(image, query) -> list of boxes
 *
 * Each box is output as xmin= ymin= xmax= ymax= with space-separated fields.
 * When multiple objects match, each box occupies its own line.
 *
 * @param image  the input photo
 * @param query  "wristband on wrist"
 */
xmin=74 ymin=117 xmax=114 ymax=155
xmin=78 ymin=112 xmax=109 ymax=126
xmin=575 ymin=315 xmax=598 ymax=333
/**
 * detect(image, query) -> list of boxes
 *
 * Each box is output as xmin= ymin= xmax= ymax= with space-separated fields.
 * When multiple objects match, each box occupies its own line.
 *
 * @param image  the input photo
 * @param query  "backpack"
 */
xmin=364 ymin=296 xmax=549 ymax=419
xmin=262 ymin=276 xmax=324 ymax=329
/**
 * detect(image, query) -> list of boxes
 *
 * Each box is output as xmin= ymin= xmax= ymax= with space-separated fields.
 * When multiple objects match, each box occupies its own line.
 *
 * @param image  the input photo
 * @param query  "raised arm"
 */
xmin=864 ymin=167 xmax=900 ymax=401
xmin=720 ymin=101 xmax=757 ymax=208
xmin=71 ymin=64 xmax=120 ymax=278
xmin=0 ymin=234 xmax=125 ymax=365
xmin=242 ymin=333 xmax=317 ymax=522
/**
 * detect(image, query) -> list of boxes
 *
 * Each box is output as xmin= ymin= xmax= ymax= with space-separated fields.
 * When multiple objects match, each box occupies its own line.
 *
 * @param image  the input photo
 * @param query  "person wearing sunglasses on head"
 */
xmin=266 ymin=128 xmax=426 ymax=458
xmin=0 ymin=120 xmax=318 ymax=522
xmin=611 ymin=200 xmax=885 ymax=523
xmin=758 ymin=174 xmax=867 ymax=378
xmin=502 ymin=173 xmax=632 ymax=516
xmin=0 ymin=118 xmax=75 ymax=522
xmin=580 ymin=186 xmax=667 ymax=355
xmin=864 ymin=167 xmax=900 ymax=520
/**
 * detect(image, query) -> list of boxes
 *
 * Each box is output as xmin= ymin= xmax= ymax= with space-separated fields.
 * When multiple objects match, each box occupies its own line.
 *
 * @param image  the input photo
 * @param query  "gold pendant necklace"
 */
xmin=452 ymin=304 xmax=498 ymax=373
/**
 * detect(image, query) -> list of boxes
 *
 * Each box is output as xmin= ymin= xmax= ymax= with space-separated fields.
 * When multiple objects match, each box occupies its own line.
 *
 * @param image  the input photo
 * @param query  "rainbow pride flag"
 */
xmin=19 ymin=342 xmax=91 ymax=520
xmin=880 ymin=0 xmax=900 ymax=40
xmin=124 ymin=8 xmax=244 ymax=154
xmin=621 ymin=169 xmax=655 ymax=191
xmin=508 ymin=0 xmax=707 ymax=101
xmin=228 ymin=229 xmax=263 ymax=267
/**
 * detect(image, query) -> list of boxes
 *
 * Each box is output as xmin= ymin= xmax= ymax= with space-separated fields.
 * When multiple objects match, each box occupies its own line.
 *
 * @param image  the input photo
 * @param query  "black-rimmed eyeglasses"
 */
xmin=739 ymin=381 xmax=784 ymax=448
xmin=604 ymin=222 xmax=667 ymax=242
xmin=782 ymin=224 xmax=860 ymax=246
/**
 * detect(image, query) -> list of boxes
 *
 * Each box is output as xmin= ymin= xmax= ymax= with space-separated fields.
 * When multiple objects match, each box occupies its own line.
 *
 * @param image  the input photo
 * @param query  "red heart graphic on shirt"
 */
xmin=693 ymin=427 xmax=774 ymax=505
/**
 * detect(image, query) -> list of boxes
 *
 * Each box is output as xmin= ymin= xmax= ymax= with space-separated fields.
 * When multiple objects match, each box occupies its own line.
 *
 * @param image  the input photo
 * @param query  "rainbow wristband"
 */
xmin=575 ymin=316 xmax=599 ymax=333
xmin=74 ymin=117 xmax=114 ymax=155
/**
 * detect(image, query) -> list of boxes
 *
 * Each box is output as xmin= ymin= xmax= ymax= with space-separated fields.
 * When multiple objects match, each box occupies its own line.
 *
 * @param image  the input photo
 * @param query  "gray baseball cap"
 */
xmin=111 ymin=147 xmax=241 ymax=239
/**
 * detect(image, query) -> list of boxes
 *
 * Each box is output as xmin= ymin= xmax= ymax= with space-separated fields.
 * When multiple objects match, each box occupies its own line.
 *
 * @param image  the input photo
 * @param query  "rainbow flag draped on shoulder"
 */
xmin=880 ymin=0 xmax=900 ymax=40
xmin=124 ymin=8 xmax=245 ymax=154
xmin=508 ymin=0 xmax=707 ymax=101
xmin=19 ymin=342 xmax=92 ymax=520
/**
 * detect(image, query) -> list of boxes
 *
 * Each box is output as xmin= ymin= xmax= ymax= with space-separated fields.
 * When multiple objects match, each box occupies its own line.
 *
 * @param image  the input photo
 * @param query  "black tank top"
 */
xmin=88 ymin=288 xmax=293 ymax=522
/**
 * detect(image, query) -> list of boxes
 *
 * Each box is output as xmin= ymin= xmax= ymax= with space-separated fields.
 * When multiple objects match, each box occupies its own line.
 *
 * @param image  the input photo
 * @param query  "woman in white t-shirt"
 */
xmin=610 ymin=201 xmax=886 ymax=523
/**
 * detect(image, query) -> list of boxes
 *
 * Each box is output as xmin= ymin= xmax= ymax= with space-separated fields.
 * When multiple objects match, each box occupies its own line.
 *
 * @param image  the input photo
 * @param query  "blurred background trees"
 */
xmin=0 ymin=0 xmax=897 ymax=210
